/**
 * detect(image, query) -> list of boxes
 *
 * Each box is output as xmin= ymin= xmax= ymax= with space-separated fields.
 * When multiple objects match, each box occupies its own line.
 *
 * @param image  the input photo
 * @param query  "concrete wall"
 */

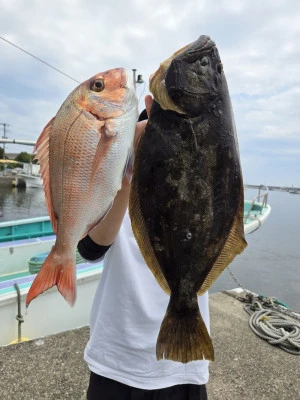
xmin=0 ymin=176 xmax=15 ymax=188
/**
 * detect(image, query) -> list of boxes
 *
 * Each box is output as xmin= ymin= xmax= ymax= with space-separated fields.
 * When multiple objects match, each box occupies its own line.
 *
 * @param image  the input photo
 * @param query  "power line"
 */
xmin=0 ymin=36 xmax=80 ymax=84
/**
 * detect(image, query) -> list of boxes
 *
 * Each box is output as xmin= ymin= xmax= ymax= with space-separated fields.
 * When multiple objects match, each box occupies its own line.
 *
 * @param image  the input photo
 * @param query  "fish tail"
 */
xmin=26 ymin=247 xmax=76 ymax=308
xmin=156 ymin=293 xmax=214 ymax=363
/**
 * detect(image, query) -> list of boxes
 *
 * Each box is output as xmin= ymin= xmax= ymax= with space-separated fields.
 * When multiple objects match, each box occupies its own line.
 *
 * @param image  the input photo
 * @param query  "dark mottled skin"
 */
xmin=134 ymin=36 xmax=243 ymax=313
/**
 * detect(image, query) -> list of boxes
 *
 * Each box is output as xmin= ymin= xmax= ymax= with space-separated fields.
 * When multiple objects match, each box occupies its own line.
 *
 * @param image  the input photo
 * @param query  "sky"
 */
xmin=0 ymin=0 xmax=299 ymax=187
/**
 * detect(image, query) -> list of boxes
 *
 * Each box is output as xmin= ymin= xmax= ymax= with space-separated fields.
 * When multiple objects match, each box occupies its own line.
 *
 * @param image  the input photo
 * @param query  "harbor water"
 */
xmin=0 ymin=186 xmax=299 ymax=310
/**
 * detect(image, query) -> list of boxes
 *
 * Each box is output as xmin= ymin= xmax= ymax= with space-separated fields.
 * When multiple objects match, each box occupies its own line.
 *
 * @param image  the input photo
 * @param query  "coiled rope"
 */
xmin=226 ymin=267 xmax=300 ymax=355
xmin=243 ymin=295 xmax=300 ymax=355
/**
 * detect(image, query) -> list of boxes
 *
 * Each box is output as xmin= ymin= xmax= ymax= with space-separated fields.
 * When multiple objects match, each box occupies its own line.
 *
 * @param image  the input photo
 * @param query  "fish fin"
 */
xmin=89 ymin=121 xmax=117 ymax=187
xmin=26 ymin=247 xmax=76 ymax=307
xmin=156 ymin=293 xmax=214 ymax=363
xmin=198 ymin=192 xmax=247 ymax=295
xmin=123 ymin=146 xmax=134 ymax=183
xmin=129 ymin=176 xmax=170 ymax=295
xmin=34 ymin=117 xmax=58 ymax=234
xmin=150 ymin=44 xmax=189 ymax=114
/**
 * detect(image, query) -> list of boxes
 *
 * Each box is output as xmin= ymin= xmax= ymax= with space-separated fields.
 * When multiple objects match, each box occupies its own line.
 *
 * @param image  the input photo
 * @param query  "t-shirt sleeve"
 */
xmin=77 ymin=235 xmax=111 ymax=262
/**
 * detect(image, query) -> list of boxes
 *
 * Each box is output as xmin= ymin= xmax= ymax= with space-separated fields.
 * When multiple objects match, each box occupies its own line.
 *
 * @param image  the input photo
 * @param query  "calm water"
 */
xmin=0 ymin=187 xmax=299 ymax=310
xmin=0 ymin=187 xmax=48 ymax=221
xmin=210 ymin=189 xmax=300 ymax=311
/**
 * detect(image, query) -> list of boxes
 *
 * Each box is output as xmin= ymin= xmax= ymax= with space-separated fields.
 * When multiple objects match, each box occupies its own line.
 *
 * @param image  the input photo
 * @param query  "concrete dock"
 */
xmin=0 ymin=292 xmax=299 ymax=400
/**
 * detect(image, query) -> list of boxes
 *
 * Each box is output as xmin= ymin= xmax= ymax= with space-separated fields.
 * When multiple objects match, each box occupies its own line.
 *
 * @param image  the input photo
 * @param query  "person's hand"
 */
xmin=133 ymin=94 xmax=153 ymax=153
xmin=122 ymin=95 xmax=153 ymax=190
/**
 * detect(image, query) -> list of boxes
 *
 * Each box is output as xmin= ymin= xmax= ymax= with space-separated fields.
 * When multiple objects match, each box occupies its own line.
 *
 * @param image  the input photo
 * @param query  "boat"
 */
xmin=0 ymin=160 xmax=43 ymax=188
xmin=0 ymin=215 xmax=103 ymax=346
xmin=0 ymin=187 xmax=271 ymax=346
xmin=288 ymin=189 xmax=300 ymax=195
xmin=15 ymin=162 xmax=43 ymax=188
xmin=13 ymin=173 xmax=43 ymax=188
xmin=243 ymin=185 xmax=271 ymax=234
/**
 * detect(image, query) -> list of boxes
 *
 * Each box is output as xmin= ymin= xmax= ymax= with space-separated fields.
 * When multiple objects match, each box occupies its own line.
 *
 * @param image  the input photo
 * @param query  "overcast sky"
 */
xmin=0 ymin=0 xmax=299 ymax=186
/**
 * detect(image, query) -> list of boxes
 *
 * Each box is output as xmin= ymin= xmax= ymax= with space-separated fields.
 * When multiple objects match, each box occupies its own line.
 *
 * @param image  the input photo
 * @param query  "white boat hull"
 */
xmin=15 ymin=174 xmax=43 ymax=188
xmin=1 ymin=236 xmax=55 ymax=276
xmin=0 ymin=264 xmax=101 ymax=346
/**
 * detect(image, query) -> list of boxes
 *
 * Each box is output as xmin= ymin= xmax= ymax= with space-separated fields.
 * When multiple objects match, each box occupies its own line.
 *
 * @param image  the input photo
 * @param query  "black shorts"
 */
xmin=87 ymin=372 xmax=208 ymax=400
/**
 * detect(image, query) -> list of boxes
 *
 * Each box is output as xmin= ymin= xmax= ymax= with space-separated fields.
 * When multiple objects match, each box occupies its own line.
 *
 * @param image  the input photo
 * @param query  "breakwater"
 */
xmin=0 ymin=176 xmax=26 ymax=188
xmin=245 ymin=184 xmax=300 ymax=194
xmin=0 ymin=176 xmax=15 ymax=188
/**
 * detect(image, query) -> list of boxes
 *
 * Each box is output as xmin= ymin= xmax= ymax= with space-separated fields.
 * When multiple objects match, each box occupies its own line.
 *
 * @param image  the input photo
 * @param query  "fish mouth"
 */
xmin=184 ymin=36 xmax=216 ymax=59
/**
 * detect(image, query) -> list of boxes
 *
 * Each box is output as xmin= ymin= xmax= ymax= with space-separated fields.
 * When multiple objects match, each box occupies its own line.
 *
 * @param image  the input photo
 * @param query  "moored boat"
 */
xmin=0 ymin=188 xmax=271 ymax=346
xmin=14 ymin=174 xmax=43 ymax=188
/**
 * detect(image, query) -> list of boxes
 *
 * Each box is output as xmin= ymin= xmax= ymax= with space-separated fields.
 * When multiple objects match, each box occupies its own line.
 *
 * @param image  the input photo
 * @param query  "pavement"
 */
xmin=0 ymin=292 xmax=299 ymax=400
xmin=207 ymin=292 xmax=300 ymax=400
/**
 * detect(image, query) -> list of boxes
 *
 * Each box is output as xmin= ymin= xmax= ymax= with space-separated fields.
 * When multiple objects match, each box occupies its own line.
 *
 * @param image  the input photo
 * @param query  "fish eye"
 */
xmin=200 ymin=56 xmax=209 ymax=66
xmin=90 ymin=79 xmax=105 ymax=92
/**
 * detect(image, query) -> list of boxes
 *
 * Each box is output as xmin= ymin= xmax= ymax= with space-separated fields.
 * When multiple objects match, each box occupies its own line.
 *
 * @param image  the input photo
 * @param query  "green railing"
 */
xmin=244 ymin=185 xmax=269 ymax=223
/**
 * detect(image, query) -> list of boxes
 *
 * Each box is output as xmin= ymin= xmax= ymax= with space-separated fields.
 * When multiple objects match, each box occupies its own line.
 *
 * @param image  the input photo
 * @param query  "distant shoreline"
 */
xmin=0 ymin=175 xmax=299 ymax=193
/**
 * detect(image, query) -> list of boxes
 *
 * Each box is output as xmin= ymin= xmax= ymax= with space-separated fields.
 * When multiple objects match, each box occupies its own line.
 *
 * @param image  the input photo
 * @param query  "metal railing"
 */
xmin=244 ymin=185 xmax=269 ymax=223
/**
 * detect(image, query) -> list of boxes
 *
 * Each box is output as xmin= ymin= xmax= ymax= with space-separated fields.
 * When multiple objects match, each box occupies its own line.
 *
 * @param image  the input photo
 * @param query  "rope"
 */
xmin=243 ymin=298 xmax=300 ymax=355
xmin=226 ymin=266 xmax=244 ymax=290
xmin=225 ymin=266 xmax=300 ymax=355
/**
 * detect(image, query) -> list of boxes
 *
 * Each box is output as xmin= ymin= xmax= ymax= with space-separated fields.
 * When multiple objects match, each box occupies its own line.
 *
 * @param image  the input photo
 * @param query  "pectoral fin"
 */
xmin=34 ymin=117 xmax=58 ymax=234
xmin=90 ymin=121 xmax=117 ymax=187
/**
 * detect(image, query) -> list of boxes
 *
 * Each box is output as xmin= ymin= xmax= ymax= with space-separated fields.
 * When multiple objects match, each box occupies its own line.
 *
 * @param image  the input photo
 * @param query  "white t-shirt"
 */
xmin=84 ymin=211 xmax=210 ymax=389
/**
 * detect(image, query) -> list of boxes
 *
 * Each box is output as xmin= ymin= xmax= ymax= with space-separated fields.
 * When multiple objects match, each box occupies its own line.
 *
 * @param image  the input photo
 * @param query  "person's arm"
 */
xmin=88 ymin=176 xmax=132 ymax=246
xmin=78 ymin=95 xmax=153 ymax=257
xmin=77 ymin=182 xmax=131 ymax=260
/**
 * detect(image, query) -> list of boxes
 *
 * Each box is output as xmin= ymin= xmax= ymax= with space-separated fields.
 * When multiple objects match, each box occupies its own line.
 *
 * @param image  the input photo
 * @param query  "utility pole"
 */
xmin=0 ymin=123 xmax=10 ymax=159
xmin=132 ymin=69 xmax=144 ymax=91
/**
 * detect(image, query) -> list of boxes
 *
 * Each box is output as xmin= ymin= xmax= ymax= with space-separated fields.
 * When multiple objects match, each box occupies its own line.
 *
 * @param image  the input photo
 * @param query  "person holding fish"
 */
xmin=79 ymin=36 xmax=246 ymax=399
xmin=27 ymin=35 xmax=246 ymax=400
xmin=77 ymin=95 xmax=210 ymax=400
xmin=25 ymin=66 xmax=209 ymax=399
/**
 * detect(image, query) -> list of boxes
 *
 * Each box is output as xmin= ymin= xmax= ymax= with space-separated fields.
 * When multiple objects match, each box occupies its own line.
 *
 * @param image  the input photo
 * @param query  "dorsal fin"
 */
xmin=34 ymin=117 xmax=58 ymax=234
xmin=129 ymin=171 xmax=171 ymax=295
xmin=198 ymin=192 xmax=247 ymax=295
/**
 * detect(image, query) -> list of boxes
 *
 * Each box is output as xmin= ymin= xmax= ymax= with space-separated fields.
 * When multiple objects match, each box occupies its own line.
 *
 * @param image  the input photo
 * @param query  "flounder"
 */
xmin=129 ymin=36 xmax=247 ymax=363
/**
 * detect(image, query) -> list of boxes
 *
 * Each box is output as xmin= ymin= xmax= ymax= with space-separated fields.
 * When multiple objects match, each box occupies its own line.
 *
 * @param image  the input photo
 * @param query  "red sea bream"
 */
xmin=26 ymin=68 xmax=138 ymax=307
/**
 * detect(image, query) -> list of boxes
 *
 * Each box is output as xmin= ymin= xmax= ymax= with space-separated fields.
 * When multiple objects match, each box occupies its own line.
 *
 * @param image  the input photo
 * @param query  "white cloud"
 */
xmin=235 ymin=86 xmax=300 ymax=141
xmin=0 ymin=0 xmax=300 ymax=184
